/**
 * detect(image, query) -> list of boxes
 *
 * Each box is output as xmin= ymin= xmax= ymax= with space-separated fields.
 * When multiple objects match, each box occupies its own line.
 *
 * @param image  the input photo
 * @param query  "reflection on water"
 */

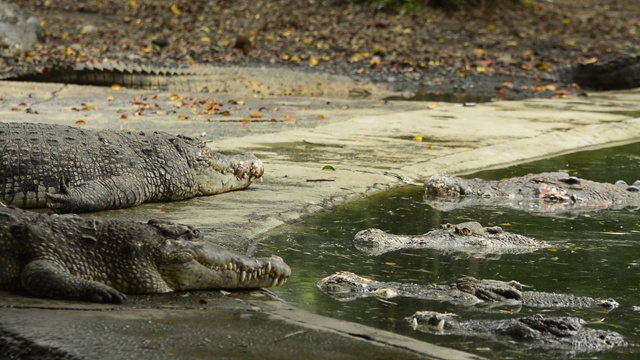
xmin=258 ymin=142 xmax=640 ymax=359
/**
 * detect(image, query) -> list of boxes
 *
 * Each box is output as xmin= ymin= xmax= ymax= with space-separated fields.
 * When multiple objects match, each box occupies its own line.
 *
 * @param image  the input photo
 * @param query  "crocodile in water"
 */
xmin=317 ymin=271 xmax=618 ymax=310
xmin=408 ymin=311 xmax=627 ymax=353
xmin=424 ymin=172 xmax=640 ymax=212
xmin=354 ymin=221 xmax=548 ymax=257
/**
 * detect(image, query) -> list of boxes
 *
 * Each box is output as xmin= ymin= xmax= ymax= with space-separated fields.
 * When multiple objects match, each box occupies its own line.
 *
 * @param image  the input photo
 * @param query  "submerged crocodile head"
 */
xmin=424 ymin=174 xmax=477 ymax=197
xmin=408 ymin=311 xmax=628 ymax=352
xmin=193 ymin=148 xmax=265 ymax=195
xmin=152 ymin=222 xmax=289 ymax=291
xmin=316 ymin=271 xmax=398 ymax=300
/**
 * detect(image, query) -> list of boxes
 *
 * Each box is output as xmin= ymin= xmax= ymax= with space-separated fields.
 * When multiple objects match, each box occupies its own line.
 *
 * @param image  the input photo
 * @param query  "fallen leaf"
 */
xmin=413 ymin=134 xmax=423 ymax=142
xmin=427 ymin=104 xmax=437 ymax=110
xmin=111 ymin=84 xmax=122 ymax=91
xmin=316 ymin=114 xmax=325 ymax=120
xmin=249 ymin=112 xmax=262 ymax=119
xmin=75 ymin=120 xmax=86 ymax=125
xmin=170 ymin=4 xmax=182 ymax=15
xmin=322 ymin=165 xmax=335 ymax=171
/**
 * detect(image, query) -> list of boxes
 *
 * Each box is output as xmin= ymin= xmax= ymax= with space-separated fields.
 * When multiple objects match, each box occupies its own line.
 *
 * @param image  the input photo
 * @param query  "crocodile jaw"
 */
xmin=195 ymin=152 xmax=264 ymax=195
xmin=159 ymin=243 xmax=290 ymax=291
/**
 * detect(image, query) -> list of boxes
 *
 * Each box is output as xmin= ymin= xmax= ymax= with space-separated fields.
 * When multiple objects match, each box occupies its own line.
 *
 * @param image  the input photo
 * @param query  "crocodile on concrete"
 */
xmin=557 ymin=53 xmax=640 ymax=91
xmin=0 ymin=122 xmax=264 ymax=212
xmin=0 ymin=204 xmax=290 ymax=303
xmin=408 ymin=311 xmax=627 ymax=353
xmin=3 ymin=54 xmax=640 ymax=102
xmin=354 ymin=221 xmax=548 ymax=256
xmin=424 ymin=172 xmax=640 ymax=212
xmin=317 ymin=271 xmax=618 ymax=310
xmin=4 ymin=61 xmax=399 ymax=99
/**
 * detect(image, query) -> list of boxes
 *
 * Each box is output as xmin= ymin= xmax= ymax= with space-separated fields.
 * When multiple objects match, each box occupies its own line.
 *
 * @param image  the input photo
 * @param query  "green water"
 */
xmin=257 ymin=142 xmax=640 ymax=359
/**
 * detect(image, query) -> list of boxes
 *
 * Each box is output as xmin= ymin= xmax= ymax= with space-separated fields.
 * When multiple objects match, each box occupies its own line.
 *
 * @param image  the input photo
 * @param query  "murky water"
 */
xmin=257 ymin=142 xmax=640 ymax=359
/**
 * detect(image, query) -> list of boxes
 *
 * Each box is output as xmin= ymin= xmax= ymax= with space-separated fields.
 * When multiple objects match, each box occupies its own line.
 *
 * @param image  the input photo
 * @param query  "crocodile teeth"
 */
xmin=437 ymin=319 xmax=445 ymax=330
xmin=266 ymin=261 xmax=272 ymax=274
xmin=270 ymin=277 xmax=278 ymax=288
xmin=277 ymin=277 xmax=287 ymax=286
xmin=240 ymin=270 xmax=247 ymax=282
xmin=410 ymin=318 xmax=418 ymax=331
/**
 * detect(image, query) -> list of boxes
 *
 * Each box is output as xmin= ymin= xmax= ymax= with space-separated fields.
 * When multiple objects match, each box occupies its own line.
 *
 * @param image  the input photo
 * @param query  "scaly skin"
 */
xmin=408 ymin=312 xmax=627 ymax=352
xmin=0 ymin=122 xmax=264 ymax=212
xmin=354 ymin=221 xmax=548 ymax=256
xmin=0 ymin=205 xmax=290 ymax=303
xmin=317 ymin=271 xmax=618 ymax=310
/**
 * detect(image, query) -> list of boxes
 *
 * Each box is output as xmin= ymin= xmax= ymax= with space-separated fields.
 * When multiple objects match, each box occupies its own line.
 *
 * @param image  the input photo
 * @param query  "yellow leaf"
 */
xmin=427 ymin=104 xmax=437 ymax=110
xmin=249 ymin=112 xmax=262 ymax=119
xmin=107 ymin=95 xmax=114 ymax=101
xmin=385 ymin=262 xmax=396 ymax=266
xmin=309 ymin=56 xmax=319 ymax=67
xmin=178 ymin=114 xmax=188 ymax=119
xmin=476 ymin=66 xmax=486 ymax=73
xmin=111 ymin=84 xmax=122 ymax=91
xmin=499 ymin=223 xmax=512 ymax=227
xmin=170 ymin=4 xmax=182 ymax=15
xmin=128 ymin=0 xmax=136 ymax=6
xmin=75 ymin=120 xmax=86 ymax=125
xmin=547 ymin=248 xmax=558 ymax=252
xmin=316 ymin=114 xmax=325 ymax=120
xmin=200 ymin=36 xmax=211 ymax=43
xmin=507 ymin=39 xmax=518 ymax=46
xmin=487 ymin=24 xmax=496 ymax=31
xmin=413 ymin=134 xmax=423 ymax=142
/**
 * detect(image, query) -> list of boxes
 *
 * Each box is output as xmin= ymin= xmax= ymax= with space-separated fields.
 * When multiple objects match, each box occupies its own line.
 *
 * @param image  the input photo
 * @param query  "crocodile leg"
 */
xmin=46 ymin=175 xmax=153 ymax=212
xmin=21 ymin=259 xmax=126 ymax=303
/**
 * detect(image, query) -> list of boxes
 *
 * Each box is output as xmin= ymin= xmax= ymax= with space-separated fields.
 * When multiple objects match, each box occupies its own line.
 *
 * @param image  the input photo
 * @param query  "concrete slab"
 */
xmin=1 ymin=81 xmax=639 ymax=359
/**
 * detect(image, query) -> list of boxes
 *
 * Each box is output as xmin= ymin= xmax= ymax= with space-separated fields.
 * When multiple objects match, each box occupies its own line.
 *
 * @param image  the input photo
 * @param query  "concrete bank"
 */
xmin=1 ymin=81 xmax=639 ymax=359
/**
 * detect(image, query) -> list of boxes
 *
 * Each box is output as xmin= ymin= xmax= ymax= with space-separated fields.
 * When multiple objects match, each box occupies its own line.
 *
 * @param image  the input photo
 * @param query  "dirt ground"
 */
xmin=5 ymin=0 xmax=640 ymax=96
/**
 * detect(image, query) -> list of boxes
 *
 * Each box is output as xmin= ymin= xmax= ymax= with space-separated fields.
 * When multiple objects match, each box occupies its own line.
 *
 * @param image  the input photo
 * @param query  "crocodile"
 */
xmin=0 ymin=204 xmax=290 ymax=303
xmin=424 ymin=172 xmax=640 ymax=212
xmin=317 ymin=271 xmax=618 ymax=310
xmin=408 ymin=311 xmax=627 ymax=352
xmin=354 ymin=221 xmax=548 ymax=256
xmin=0 ymin=122 xmax=264 ymax=212
xmin=5 ymin=61 xmax=397 ymax=99
xmin=557 ymin=53 xmax=640 ymax=91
